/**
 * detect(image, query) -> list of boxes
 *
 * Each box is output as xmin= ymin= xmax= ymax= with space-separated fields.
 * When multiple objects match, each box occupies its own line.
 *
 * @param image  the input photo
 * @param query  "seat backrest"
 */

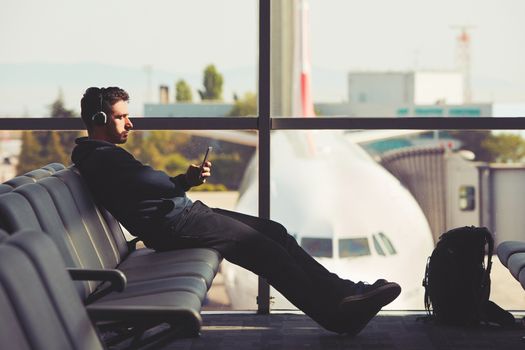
xmin=0 ymin=188 xmax=96 ymax=297
xmin=0 ymin=184 xmax=12 ymax=195
xmin=38 ymin=176 xmax=122 ymax=268
xmin=1 ymin=163 xmax=66 ymax=192
xmin=0 ymin=165 xmax=128 ymax=262
xmin=41 ymin=162 xmax=67 ymax=173
xmin=0 ymin=230 xmax=103 ymax=350
xmin=3 ymin=175 xmax=35 ymax=188
xmin=54 ymin=167 xmax=129 ymax=259
xmin=0 ymin=165 xmax=129 ymax=299
xmin=24 ymin=168 xmax=53 ymax=180
xmin=0 ymin=228 xmax=8 ymax=242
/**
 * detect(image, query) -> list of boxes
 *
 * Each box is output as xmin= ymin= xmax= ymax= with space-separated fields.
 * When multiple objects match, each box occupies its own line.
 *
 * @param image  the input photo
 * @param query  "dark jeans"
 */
xmin=161 ymin=200 xmax=356 ymax=328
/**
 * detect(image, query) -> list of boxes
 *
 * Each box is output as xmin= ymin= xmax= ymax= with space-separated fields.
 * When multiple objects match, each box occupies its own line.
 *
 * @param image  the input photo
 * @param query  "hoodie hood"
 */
xmin=71 ymin=137 xmax=117 ymax=166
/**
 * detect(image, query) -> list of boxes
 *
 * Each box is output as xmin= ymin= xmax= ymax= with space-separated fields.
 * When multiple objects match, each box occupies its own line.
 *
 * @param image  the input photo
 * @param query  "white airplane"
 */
xmin=219 ymin=129 xmax=434 ymax=310
xmin=216 ymin=0 xmax=434 ymax=310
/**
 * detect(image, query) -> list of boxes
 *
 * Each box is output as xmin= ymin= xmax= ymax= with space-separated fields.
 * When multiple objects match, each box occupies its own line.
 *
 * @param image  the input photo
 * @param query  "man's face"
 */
xmin=106 ymin=100 xmax=133 ymax=144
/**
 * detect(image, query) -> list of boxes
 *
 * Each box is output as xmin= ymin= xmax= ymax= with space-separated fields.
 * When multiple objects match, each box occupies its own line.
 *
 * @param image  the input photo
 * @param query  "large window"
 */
xmin=267 ymin=129 xmax=525 ymax=311
xmin=270 ymin=0 xmax=524 ymax=118
xmin=0 ymin=0 xmax=257 ymax=118
xmin=1 ymin=0 xmax=525 ymax=313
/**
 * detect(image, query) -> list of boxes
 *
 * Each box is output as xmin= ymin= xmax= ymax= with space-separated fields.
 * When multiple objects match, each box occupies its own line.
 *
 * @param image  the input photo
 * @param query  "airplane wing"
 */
xmin=345 ymin=130 xmax=430 ymax=144
xmin=174 ymin=130 xmax=257 ymax=147
xmin=173 ymin=129 xmax=430 ymax=149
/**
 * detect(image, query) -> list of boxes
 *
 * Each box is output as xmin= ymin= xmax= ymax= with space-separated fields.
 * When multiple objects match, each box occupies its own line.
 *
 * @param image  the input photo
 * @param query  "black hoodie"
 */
xmin=71 ymin=137 xmax=193 ymax=247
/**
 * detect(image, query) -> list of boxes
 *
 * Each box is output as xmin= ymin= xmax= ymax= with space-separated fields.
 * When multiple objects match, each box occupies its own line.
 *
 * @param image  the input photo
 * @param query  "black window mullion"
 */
xmin=3 ymin=116 xmax=525 ymax=131
xmin=271 ymin=117 xmax=525 ymax=130
xmin=256 ymin=0 xmax=271 ymax=315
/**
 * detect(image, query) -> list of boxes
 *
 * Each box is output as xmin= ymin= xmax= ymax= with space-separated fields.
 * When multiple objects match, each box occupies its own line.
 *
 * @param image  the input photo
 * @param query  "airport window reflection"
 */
xmin=339 ymin=238 xmax=371 ymax=258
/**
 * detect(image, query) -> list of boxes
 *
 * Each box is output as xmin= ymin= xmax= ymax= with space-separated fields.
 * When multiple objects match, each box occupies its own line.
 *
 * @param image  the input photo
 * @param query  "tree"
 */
xmin=16 ymin=91 xmax=79 ymax=175
xmin=42 ymin=131 xmax=68 ymax=165
xmin=449 ymin=131 xmax=493 ymax=161
xmin=228 ymin=92 xmax=257 ymax=117
xmin=49 ymin=90 xmax=81 ymax=157
xmin=49 ymin=90 xmax=75 ymax=119
xmin=450 ymin=131 xmax=525 ymax=163
xmin=482 ymin=133 xmax=525 ymax=163
xmin=17 ymin=131 xmax=43 ymax=174
xmin=175 ymin=79 xmax=193 ymax=102
xmin=198 ymin=64 xmax=223 ymax=101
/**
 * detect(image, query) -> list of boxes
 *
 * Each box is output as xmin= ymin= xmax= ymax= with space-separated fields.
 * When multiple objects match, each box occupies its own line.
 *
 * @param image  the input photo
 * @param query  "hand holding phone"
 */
xmin=201 ymin=146 xmax=212 ymax=168
xmin=185 ymin=147 xmax=213 ymax=186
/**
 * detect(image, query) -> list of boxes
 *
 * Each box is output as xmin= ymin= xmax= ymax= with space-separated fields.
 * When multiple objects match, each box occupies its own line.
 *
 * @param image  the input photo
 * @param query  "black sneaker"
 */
xmin=335 ymin=279 xmax=401 ymax=335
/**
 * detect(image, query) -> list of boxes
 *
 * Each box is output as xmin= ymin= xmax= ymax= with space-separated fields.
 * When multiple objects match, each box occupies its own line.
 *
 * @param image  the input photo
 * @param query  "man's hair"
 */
xmin=80 ymin=87 xmax=129 ymax=129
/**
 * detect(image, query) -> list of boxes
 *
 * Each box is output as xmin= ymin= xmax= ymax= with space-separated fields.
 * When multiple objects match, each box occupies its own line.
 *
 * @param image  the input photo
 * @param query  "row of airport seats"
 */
xmin=497 ymin=241 xmax=525 ymax=290
xmin=0 ymin=163 xmax=222 ymax=348
xmin=0 ymin=229 xmax=105 ymax=349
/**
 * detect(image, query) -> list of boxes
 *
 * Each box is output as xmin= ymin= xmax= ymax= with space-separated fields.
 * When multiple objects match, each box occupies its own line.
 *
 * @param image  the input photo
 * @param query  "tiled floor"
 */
xmin=113 ymin=311 xmax=525 ymax=350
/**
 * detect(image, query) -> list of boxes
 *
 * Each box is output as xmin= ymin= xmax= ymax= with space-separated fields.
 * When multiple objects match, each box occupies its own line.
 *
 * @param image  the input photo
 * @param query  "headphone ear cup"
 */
xmin=92 ymin=111 xmax=107 ymax=125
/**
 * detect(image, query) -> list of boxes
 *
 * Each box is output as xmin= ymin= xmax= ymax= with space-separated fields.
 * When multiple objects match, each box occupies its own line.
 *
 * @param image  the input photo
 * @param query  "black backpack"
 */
xmin=423 ymin=226 xmax=514 ymax=327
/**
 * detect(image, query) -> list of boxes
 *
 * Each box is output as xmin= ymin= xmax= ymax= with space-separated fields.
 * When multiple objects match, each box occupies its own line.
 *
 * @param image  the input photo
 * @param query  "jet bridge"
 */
xmin=381 ymin=146 xmax=525 ymax=244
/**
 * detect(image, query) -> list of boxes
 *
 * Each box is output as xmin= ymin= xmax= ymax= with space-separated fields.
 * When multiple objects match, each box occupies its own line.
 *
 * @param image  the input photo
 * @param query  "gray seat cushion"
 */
xmin=497 ymin=241 xmax=525 ymax=267
xmin=507 ymin=252 xmax=525 ymax=280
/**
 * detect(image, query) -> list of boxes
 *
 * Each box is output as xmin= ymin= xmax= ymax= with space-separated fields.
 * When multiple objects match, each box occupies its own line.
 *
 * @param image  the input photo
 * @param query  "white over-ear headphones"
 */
xmin=91 ymin=89 xmax=107 ymax=126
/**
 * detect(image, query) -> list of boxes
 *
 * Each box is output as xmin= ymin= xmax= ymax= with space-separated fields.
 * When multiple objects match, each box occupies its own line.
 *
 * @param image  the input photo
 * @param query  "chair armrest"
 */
xmin=86 ymin=304 xmax=202 ymax=331
xmin=68 ymin=268 xmax=127 ymax=291
xmin=68 ymin=268 xmax=127 ymax=304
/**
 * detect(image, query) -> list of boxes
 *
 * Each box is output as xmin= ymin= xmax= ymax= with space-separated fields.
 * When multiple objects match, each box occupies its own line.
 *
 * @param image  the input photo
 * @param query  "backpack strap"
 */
xmin=480 ymin=228 xmax=516 ymax=327
xmin=479 ymin=227 xmax=494 ymax=289
xmin=423 ymin=257 xmax=431 ymax=315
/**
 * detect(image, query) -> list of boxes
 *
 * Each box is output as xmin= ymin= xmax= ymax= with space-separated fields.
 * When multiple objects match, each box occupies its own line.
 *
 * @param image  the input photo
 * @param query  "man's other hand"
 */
xmin=185 ymin=161 xmax=212 ymax=187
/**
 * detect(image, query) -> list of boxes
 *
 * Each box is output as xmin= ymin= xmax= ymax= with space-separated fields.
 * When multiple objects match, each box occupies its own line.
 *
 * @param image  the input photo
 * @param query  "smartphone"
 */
xmin=201 ymin=146 xmax=212 ymax=168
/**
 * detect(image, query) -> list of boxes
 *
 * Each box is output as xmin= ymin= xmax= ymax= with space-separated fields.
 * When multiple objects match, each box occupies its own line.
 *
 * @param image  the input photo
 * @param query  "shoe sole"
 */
xmin=337 ymin=282 xmax=401 ymax=336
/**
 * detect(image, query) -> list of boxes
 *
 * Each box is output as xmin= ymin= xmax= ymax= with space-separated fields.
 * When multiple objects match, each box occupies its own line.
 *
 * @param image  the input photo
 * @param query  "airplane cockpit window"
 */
xmin=378 ymin=232 xmax=397 ymax=255
xmin=372 ymin=235 xmax=386 ymax=256
xmin=300 ymin=238 xmax=332 ymax=258
xmin=339 ymin=238 xmax=371 ymax=258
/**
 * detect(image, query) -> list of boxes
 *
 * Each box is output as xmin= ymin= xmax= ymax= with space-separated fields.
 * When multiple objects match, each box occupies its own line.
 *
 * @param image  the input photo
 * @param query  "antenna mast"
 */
xmin=451 ymin=26 xmax=474 ymax=103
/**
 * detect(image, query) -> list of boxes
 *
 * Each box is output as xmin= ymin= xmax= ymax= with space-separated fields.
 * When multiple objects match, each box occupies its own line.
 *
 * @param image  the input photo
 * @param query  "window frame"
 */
xmin=1 ymin=0 xmax=524 ymax=314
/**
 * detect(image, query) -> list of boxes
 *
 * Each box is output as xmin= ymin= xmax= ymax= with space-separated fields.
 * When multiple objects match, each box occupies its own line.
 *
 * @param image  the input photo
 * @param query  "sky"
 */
xmin=0 ymin=0 xmax=524 ymax=115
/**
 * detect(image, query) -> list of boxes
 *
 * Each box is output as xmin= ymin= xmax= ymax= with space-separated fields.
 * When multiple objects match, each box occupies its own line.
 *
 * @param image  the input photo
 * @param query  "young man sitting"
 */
xmin=71 ymin=86 xmax=401 ymax=335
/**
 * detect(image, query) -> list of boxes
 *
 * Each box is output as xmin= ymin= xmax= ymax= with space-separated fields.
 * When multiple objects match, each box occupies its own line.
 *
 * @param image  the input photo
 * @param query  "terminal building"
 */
xmin=144 ymin=71 xmax=492 ymax=119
